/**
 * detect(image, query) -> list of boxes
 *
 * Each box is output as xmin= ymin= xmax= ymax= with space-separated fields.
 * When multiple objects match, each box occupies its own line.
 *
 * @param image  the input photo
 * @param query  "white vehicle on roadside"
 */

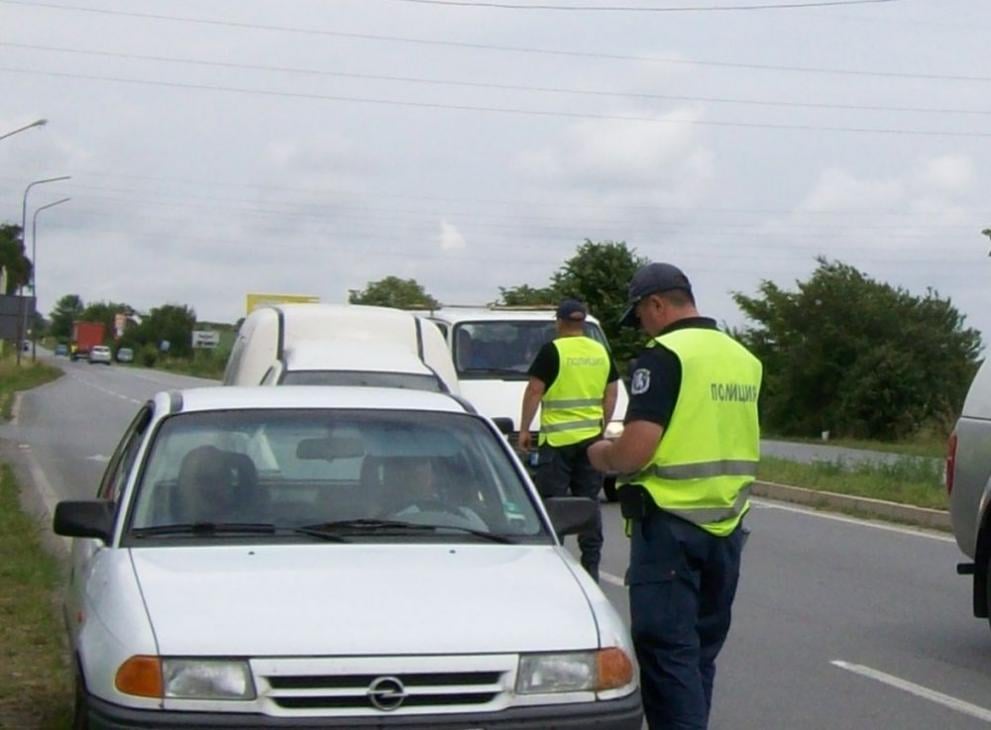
xmin=224 ymin=304 xmax=459 ymax=394
xmin=88 ymin=345 xmax=112 ymax=365
xmin=420 ymin=307 xmax=630 ymax=498
xmin=54 ymin=386 xmax=641 ymax=728
xmin=948 ymin=358 xmax=991 ymax=631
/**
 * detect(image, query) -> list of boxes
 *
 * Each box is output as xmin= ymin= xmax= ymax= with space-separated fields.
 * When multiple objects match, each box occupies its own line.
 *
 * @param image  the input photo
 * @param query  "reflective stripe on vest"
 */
xmin=539 ymin=336 xmax=610 ymax=447
xmin=620 ymin=327 xmax=762 ymax=537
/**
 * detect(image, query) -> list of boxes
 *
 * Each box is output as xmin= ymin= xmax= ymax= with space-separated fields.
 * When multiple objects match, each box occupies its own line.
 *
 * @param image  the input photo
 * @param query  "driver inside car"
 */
xmin=384 ymin=457 xmax=488 ymax=532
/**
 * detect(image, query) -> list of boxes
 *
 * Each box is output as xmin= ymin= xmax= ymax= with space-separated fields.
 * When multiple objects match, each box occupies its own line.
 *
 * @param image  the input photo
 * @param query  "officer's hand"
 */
xmin=517 ymin=430 xmax=531 ymax=453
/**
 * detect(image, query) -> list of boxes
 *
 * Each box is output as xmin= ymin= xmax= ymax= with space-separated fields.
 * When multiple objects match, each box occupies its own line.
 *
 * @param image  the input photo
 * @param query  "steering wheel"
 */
xmin=401 ymin=499 xmax=470 ymax=519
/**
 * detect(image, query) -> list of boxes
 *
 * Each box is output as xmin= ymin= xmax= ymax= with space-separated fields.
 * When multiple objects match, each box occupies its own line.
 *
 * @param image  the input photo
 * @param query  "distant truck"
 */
xmin=70 ymin=321 xmax=106 ymax=361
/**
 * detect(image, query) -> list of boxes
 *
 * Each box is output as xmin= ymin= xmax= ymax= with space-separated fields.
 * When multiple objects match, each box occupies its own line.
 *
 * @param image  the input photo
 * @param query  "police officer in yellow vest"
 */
xmin=589 ymin=263 xmax=761 ymax=730
xmin=519 ymin=299 xmax=619 ymax=582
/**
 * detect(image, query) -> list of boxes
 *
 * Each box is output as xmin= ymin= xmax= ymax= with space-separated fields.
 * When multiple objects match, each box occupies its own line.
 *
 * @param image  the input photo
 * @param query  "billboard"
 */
xmin=245 ymin=292 xmax=320 ymax=314
xmin=0 ymin=294 xmax=34 ymax=340
xmin=191 ymin=330 xmax=221 ymax=349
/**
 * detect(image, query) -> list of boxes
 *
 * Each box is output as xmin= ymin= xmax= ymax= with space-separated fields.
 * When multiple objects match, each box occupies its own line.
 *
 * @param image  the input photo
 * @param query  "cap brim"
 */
xmin=618 ymin=302 xmax=639 ymax=327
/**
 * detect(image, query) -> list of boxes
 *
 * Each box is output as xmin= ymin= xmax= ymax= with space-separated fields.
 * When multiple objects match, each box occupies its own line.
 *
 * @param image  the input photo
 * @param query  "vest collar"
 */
xmin=655 ymin=316 xmax=717 ymax=338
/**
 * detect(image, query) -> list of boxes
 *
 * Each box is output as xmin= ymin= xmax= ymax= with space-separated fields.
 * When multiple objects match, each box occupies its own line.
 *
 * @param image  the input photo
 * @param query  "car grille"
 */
xmin=252 ymin=655 xmax=515 ymax=717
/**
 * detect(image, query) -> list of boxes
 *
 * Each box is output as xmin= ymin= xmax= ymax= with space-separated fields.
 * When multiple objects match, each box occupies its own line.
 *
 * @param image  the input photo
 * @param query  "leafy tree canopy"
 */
xmin=348 ymin=276 xmax=439 ymax=309
xmin=49 ymin=293 xmax=84 ymax=339
xmin=0 ymin=223 xmax=31 ymax=295
xmin=733 ymin=257 xmax=983 ymax=440
xmin=498 ymin=284 xmax=558 ymax=307
xmin=500 ymin=240 xmax=648 ymax=365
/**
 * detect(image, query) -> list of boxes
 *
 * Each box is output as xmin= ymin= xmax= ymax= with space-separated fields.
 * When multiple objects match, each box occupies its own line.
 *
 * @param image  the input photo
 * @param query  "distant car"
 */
xmin=88 ymin=345 xmax=112 ymax=365
xmin=54 ymin=343 xmax=69 ymax=357
xmin=53 ymin=386 xmax=641 ymax=728
xmin=22 ymin=340 xmax=30 ymax=352
xmin=116 ymin=347 xmax=134 ymax=363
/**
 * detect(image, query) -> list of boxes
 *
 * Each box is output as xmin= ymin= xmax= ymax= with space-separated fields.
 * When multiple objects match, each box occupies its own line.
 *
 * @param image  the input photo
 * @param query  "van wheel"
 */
xmin=602 ymin=477 xmax=618 ymax=503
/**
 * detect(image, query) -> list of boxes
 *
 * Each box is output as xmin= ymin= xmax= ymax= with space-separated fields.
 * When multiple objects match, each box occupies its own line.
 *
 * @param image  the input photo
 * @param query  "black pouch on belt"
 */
xmin=619 ymin=484 xmax=652 ymax=521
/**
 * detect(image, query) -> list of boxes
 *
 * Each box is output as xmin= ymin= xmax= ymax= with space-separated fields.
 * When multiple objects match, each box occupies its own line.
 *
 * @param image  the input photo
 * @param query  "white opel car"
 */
xmin=88 ymin=345 xmax=113 ymax=365
xmin=55 ymin=386 xmax=641 ymax=728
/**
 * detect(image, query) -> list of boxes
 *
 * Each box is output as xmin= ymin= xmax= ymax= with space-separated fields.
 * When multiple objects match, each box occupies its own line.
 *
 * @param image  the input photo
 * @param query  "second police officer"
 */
xmin=519 ymin=298 xmax=620 ymax=583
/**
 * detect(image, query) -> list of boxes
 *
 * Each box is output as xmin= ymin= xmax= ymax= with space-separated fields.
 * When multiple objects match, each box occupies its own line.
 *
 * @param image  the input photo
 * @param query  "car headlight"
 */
xmin=163 ymin=659 xmax=256 ymax=700
xmin=115 ymin=656 xmax=256 ymax=700
xmin=604 ymin=421 xmax=625 ymax=440
xmin=516 ymin=648 xmax=633 ymax=694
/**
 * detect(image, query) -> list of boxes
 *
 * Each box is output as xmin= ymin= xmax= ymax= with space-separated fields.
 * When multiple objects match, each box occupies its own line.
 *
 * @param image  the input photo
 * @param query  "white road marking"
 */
xmin=18 ymin=444 xmax=71 ymax=553
xmin=831 ymin=660 xmax=991 ymax=723
xmin=601 ymin=571 xmax=625 ymax=588
xmin=68 ymin=373 xmax=142 ymax=405
xmin=751 ymin=499 xmax=955 ymax=543
xmin=85 ymin=454 xmax=110 ymax=462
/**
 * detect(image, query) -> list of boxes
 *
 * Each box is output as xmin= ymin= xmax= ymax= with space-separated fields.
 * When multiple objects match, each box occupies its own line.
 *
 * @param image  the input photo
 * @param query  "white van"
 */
xmin=421 ymin=307 xmax=629 ymax=497
xmin=224 ymin=304 xmax=459 ymax=394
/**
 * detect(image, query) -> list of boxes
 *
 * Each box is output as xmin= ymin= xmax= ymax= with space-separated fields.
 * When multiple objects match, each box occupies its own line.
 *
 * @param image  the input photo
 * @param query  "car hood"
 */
xmin=131 ymin=544 xmax=599 ymax=656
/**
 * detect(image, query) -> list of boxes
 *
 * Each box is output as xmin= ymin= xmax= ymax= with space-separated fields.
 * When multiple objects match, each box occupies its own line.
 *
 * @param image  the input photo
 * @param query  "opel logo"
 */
xmin=367 ymin=676 xmax=407 ymax=712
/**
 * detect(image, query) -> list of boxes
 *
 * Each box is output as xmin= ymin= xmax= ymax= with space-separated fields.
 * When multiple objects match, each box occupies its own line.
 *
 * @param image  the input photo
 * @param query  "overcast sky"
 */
xmin=2 ymin=0 xmax=989 ymax=341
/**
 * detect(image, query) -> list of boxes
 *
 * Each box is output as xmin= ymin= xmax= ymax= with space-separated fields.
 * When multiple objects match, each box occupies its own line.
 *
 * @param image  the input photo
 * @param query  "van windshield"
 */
xmin=452 ymin=320 xmax=609 ymax=379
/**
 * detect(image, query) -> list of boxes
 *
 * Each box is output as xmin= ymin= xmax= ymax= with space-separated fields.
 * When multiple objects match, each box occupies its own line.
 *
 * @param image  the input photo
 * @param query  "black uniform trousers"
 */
xmin=628 ymin=506 xmax=747 ymax=730
xmin=535 ymin=436 xmax=604 ymax=582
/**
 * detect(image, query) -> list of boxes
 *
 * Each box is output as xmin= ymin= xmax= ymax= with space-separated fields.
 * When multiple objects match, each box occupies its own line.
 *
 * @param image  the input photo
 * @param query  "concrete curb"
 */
xmin=753 ymin=480 xmax=951 ymax=531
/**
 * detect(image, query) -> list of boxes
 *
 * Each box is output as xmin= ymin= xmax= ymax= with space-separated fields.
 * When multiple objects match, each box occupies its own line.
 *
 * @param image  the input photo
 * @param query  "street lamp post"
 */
xmin=16 ymin=175 xmax=70 ymax=365
xmin=0 ymin=118 xmax=47 ymax=142
xmin=30 ymin=197 xmax=70 ymax=362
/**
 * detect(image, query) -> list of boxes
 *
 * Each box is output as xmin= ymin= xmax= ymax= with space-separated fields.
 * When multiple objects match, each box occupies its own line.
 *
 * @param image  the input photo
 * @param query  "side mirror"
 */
xmin=53 ymin=500 xmax=115 ymax=543
xmin=544 ymin=497 xmax=597 ymax=537
xmin=492 ymin=417 xmax=514 ymax=436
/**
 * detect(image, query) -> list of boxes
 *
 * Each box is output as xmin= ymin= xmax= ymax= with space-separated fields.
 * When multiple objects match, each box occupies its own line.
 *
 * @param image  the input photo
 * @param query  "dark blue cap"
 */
xmin=619 ymin=263 xmax=692 ymax=327
xmin=556 ymin=298 xmax=587 ymax=322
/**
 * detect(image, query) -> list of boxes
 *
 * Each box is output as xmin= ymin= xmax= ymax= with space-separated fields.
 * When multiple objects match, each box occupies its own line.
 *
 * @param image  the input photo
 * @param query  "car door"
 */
xmin=65 ymin=403 xmax=154 ymax=647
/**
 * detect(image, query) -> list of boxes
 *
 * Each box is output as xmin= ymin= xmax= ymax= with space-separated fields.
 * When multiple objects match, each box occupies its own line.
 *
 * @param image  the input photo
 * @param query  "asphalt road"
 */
xmin=3 ymin=355 xmax=989 ymax=729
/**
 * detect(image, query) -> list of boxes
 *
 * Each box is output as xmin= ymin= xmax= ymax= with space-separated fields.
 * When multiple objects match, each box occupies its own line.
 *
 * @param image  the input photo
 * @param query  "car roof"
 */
xmin=154 ymin=386 xmax=470 ymax=415
xmin=425 ymin=307 xmax=603 ymax=325
xmin=283 ymin=341 xmax=432 ymax=374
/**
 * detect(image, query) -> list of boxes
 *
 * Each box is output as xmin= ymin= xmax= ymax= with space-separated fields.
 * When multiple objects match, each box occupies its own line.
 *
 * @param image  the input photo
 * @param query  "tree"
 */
xmin=733 ymin=258 xmax=983 ymax=440
xmin=0 ymin=223 xmax=31 ymax=295
xmin=49 ymin=293 xmax=84 ymax=339
xmin=81 ymin=300 xmax=133 ymax=341
xmin=349 ymin=276 xmax=439 ymax=309
xmin=553 ymin=240 xmax=648 ymax=365
xmin=498 ymin=284 xmax=559 ymax=307
xmin=131 ymin=304 xmax=197 ymax=358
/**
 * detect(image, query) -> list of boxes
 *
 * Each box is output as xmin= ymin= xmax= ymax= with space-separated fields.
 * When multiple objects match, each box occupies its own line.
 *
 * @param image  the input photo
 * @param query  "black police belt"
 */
xmin=618 ymin=483 xmax=659 ymax=521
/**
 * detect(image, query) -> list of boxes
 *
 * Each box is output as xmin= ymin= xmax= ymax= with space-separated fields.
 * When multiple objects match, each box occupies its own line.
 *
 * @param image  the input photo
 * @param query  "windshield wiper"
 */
xmin=460 ymin=367 xmax=527 ymax=378
xmin=298 ymin=519 xmax=517 ymax=543
xmin=131 ymin=522 xmax=277 ymax=537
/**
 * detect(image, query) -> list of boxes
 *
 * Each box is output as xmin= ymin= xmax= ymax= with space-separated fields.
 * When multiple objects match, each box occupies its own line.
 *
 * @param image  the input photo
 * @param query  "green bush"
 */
xmin=139 ymin=344 xmax=158 ymax=367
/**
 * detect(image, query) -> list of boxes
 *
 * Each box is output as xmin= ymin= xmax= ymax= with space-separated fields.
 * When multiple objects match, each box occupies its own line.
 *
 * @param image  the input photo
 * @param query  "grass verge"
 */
xmin=758 ymin=455 xmax=947 ymax=510
xmin=0 ymin=357 xmax=63 ymax=420
xmin=0 ymin=464 xmax=71 ymax=729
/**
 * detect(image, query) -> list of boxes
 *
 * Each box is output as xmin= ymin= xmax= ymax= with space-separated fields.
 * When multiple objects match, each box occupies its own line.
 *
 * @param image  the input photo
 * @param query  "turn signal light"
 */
xmin=115 ymin=655 xmax=163 ymax=698
xmin=596 ymin=647 xmax=634 ymax=691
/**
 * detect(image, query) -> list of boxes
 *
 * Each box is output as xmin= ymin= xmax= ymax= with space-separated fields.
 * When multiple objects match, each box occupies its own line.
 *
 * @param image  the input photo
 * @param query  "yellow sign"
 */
xmin=245 ymin=293 xmax=320 ymax=314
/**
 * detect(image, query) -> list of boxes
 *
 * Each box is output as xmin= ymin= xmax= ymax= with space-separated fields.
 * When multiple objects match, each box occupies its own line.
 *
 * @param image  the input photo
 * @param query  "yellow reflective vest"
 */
xmin=539 ymin=336 xmax=610 ymax=447
xmin=620 ymin=327 xmax=762 ymax=536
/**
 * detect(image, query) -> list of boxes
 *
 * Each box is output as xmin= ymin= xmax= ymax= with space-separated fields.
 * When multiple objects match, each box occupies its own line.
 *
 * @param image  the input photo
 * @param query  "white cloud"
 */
xmin=916 ymin=155 xmax=975 ymax=193
xmin=437 ymin=219 xmax=466 ymax=251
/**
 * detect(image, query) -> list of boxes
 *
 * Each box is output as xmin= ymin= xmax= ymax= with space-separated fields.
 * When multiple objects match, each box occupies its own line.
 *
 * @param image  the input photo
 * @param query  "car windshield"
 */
xmin=280 ymin=370 xmax=443 ymax=392
xmin=125 ymin=408 xmax=548 ymax=544
xmin=452 ymin=320 xmax=610 ymax=378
